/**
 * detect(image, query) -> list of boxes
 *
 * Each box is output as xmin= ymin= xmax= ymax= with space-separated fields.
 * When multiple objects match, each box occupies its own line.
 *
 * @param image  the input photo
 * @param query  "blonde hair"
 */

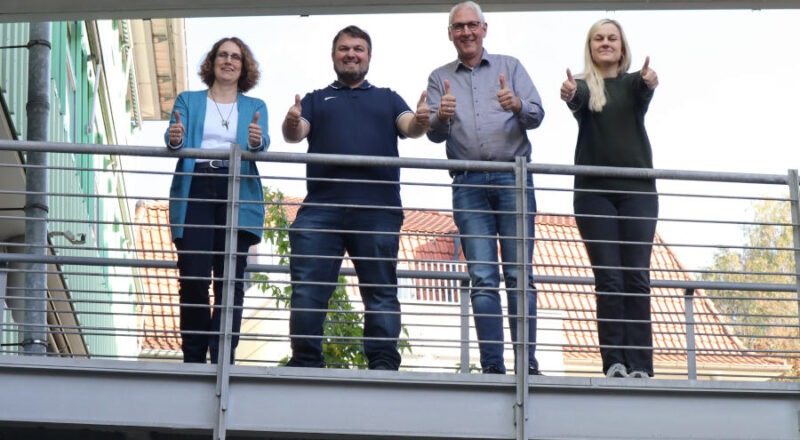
xmin=580 ymin=19 xmax=631 ymax=112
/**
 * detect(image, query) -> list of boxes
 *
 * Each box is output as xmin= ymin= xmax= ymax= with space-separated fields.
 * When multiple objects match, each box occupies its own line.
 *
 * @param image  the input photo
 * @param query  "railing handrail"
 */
xmin=0 ymin=139 xmax=791 ymax=185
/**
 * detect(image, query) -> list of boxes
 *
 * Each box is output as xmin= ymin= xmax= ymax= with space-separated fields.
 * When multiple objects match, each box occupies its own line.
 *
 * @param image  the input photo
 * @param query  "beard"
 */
xmin=335 ymin=65 xmax=368 ymax=85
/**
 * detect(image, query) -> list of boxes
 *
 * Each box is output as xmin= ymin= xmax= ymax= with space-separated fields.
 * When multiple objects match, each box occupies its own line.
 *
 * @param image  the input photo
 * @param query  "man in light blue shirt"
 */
xmin=427 ymin=1 xmax=544 ymax=375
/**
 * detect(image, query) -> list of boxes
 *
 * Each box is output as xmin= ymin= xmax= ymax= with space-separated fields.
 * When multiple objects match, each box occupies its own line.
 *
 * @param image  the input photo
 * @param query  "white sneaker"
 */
xmin=629 ymin=370 xmax=650 ymax=379
xmin=606 ymin=363 xmax=628 ymax=378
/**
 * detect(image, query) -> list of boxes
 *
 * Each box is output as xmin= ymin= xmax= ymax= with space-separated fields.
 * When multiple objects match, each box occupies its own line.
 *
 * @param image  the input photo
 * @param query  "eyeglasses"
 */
xmin=216 ymin=51 xmax=243 ymax=63
xmin=449 ymin=21 xmax=482 ymax=33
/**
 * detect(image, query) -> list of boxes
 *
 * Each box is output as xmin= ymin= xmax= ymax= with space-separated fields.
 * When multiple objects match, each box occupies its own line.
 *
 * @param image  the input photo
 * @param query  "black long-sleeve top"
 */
xmin=568 ymin=72 xmax=656 ymax=193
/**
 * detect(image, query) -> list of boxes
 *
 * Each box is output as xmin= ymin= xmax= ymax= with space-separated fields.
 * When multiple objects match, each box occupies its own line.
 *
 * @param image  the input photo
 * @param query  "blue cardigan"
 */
xmin=165 ymin=90 xmax=270 ymax=241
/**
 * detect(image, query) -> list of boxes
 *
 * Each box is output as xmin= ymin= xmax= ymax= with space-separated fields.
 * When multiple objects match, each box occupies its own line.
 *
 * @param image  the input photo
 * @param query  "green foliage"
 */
xmin=321 ymin=284 xmax=368 ymax=368
xmin=262 ymin=187 xmax=291 ymax=265
xmin=702 ymin=197 xmax=799 ymax=376
xmin=256 ymin=186 xmax=411 ymax=369
xmin=253 ymin=187 xmax=292 ymax=303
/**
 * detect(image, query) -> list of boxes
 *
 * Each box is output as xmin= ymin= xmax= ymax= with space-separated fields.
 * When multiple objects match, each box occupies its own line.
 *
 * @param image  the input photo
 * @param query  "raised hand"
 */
xmin=285 ymin=94 xmax=302 ymax=129
xmin=640 ymin=56 xmax=658 ymax=90
xmin=437 ymin=80 xmax=456 ymax=121
xmin=282 ymin=93 xmax=310 ymax=142
xmin=168 ymin=111 xmax=184 ymax=146
xmin=415 ymin=91 xmax=430 ymax=129
xmin=496 ymin=74 xmax=520 ymax=112
xmin=248 ymin=111 xmax=262 ymax=148
xmin=560 ymin=68 xmax=577 ymax=102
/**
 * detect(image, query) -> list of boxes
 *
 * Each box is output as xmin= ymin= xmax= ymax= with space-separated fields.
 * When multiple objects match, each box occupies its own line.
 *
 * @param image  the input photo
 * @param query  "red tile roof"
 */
xmin=133 ymin=200 xmax=181 ymax=352
xmin=133 ymin=198 xmax=783 ymax=368
xmin=534 ymin=214 xmax=775 ymax=366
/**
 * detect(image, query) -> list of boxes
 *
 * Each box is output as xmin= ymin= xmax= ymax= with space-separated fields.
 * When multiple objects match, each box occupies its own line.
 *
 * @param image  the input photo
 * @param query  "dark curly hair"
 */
xmin=198 ymin=37 xmax=260 ymax=92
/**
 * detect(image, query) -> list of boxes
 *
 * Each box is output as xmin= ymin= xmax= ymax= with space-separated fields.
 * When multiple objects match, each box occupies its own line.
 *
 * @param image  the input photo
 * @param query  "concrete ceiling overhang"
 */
xmin=2 ymin=0 xmax=799 ymax=23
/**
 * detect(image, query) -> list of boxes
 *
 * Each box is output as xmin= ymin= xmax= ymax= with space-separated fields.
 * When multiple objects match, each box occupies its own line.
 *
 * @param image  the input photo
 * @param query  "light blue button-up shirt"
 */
xmin=427 ymin=50 xmax=544 ymax=162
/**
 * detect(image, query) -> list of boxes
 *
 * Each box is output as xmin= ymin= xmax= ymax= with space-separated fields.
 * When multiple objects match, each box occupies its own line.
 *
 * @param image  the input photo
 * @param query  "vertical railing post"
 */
xmin=459 ymin=278 xmax=470 ymax=373
xmin=785 ymin=169 xmax=800 ymax=356
xmin=0 ymin=262 xmax=7 ymax=344
xmin=513 ymin=157 xmax=529 ymax=440
xmin=214 ymin=147 xmax=243 ymax=440
xmin=454 ymin=236 xmax=471 ymax=374
xmin=684 ymin=288 xmax=697 ymax=380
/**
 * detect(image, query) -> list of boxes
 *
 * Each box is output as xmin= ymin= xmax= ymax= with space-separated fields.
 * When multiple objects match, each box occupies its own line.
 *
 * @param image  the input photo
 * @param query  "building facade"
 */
xmin=0 ymin=19 xmax=185 ymax=358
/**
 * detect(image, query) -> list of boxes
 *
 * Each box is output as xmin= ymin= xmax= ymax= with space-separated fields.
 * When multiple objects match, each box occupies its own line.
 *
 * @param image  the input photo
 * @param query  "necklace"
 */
xmin=209 ymin=91 xmax=236 ymax=130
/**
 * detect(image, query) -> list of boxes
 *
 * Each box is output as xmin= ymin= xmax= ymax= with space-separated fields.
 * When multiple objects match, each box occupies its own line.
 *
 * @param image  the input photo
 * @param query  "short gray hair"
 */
xmin=449 ymin=1 xmax=485 ymax=24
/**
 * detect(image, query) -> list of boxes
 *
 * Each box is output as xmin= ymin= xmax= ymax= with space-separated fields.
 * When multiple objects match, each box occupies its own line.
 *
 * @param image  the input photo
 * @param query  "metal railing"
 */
xmin=2 ymin=139 xmax=799 ymax=439
xmin=1 ymin=139 xmax=799 ymax=378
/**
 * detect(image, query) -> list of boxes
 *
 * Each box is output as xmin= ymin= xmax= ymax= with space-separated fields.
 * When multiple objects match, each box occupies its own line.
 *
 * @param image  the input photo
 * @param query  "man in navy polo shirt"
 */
xmin=281 ymin=25 xmax=429 ymax=370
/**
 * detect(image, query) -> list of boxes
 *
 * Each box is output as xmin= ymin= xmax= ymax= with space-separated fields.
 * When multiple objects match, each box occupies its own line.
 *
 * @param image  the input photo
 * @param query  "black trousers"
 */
xmin=175 ymin=168 xmax=258 ymax=363
xmin=574 ymin=191 xmax=658 ymax=375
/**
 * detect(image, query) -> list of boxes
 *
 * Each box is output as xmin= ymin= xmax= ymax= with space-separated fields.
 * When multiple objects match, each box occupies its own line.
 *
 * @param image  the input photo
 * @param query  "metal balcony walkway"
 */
xmin=0 ymin=356 xmax=797 ymax=440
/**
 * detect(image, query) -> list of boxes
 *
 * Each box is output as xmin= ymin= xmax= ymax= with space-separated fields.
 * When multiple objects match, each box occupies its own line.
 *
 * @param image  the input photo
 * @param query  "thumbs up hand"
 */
xmin=248 ymin=111 xmax=263 ymax=149
xmin=496 ymin=74 xmax=521 ymax=112
xmin=560 ymin=68 xmax=577 ymax=102
xmin=285 ymin=94 xmax=302 ymax=129
xmin=282 ymin=93 xmax=311 ymax=142
xmin=437 ymin=80 xmax=456 ymax=121
xmin=415 ymin=91 xmax=431 ymax=129
xmin=168 ymin=111 xmax=185 ymax=147
xmin=640 ymin=56 xmax=658 ymax=90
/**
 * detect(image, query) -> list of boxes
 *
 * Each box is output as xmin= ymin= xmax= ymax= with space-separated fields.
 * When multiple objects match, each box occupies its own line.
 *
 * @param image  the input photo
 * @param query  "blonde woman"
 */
xmin=560 ymin=19 xmax=659 ymax=379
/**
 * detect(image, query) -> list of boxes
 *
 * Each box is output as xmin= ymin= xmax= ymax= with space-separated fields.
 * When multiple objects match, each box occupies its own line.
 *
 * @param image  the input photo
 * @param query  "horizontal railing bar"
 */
xmin=1 ymin=139 xmax=792 ymax=185
xmin=2 ymin=252 xmax=796 ymax=293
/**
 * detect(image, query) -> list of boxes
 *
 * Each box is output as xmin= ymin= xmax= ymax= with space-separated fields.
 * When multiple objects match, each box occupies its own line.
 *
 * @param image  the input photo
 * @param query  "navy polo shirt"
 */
xmin=300 ymin=80 xmax=411 ymax=208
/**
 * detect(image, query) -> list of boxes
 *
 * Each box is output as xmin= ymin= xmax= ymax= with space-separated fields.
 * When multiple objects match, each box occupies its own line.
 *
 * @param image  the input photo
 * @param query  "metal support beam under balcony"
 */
xmin=0 ymin=357 xmax=797 ymax=439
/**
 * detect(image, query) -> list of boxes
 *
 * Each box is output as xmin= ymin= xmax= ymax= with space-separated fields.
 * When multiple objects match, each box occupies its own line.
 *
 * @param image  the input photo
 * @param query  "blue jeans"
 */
xmin=175 ymin=167 xmax=258 ymax=364
xmin=452 ymin=171 xmax=538 ymax=373
xmin=287 ymin=205 xmax=403 ymax=370
xmin=573 ymin=191 xmax=658 ymax=376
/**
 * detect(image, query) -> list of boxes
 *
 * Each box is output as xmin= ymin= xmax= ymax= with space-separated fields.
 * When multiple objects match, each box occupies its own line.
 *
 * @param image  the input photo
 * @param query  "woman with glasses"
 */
xmin=560 ymin=19 xmax=659 ymax=379
xmin=165 ymin=37 xmax=269 ymax=364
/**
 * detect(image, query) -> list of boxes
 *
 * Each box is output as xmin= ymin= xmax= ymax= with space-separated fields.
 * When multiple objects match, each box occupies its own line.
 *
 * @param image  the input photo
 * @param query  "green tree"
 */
xmin=701 ymin=197 xmax=799 ymax=376
xmin=255 ymin=186 xmax=409 ymax=369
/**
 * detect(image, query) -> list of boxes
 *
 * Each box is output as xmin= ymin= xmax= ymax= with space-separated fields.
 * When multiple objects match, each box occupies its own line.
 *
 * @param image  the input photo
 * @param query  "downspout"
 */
xmin=22 ymin=22 xmax=51 ymax=355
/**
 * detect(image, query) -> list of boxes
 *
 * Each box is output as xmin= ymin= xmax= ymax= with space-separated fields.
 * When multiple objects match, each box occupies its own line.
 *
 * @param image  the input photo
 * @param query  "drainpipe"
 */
xmin=22 ymin=22 xmax=51 ymax=355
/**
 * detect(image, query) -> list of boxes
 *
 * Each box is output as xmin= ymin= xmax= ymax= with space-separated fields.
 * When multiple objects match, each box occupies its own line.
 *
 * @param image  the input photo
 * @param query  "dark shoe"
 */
xmin=284 ymin=358 xmax=302 ymax=367
xmin=482 ymin=365 xmax=506 ymax=374
xmin=370 ymin=363 xmax=395 ymax=371
xmin=285 ymin=358 xmax=325 ymax=368
xmin=528 ymin=367 xmax=544 ymax=376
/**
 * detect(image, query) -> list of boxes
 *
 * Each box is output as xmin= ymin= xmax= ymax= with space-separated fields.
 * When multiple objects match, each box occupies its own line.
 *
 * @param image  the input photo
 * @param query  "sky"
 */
xmin=133 ymin=8 xmax=800 ymax=270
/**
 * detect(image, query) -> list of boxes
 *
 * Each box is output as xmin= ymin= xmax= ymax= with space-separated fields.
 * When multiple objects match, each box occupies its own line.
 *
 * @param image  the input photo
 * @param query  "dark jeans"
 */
xmin=452 ymin=171 xmax=538 ymax=373
xmin=175 ymin=167 xmax=257 ymax=364
xmin=574 ymin=190 xmax=658 ymax=376
xmin=287 ymin=205 xmax=403 ymax=370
